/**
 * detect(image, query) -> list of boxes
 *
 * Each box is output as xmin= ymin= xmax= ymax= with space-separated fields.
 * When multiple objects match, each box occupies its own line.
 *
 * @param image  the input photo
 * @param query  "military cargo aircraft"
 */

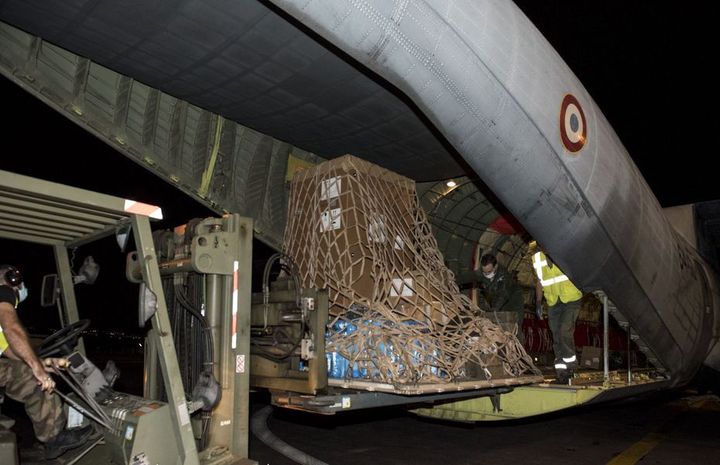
xmin=0 ymin=1 xmax=718 ymax=464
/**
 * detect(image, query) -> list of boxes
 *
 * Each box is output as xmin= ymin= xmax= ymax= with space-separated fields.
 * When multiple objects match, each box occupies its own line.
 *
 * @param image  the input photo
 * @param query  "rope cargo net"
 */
xmin=284 ymin=155 xmax=537 ymax=385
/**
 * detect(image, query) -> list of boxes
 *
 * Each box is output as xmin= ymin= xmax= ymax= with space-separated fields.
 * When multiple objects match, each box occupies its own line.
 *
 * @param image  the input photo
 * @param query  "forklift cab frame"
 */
xmin=0 ymin=169 xmax=253 ymax=465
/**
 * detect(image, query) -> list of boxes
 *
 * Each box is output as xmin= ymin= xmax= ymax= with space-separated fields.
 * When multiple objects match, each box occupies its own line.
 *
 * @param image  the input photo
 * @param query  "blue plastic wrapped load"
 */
xmin=326 ymin=315 xmax=446 ymax=381
xmin=326 ymin=319 xmax=357 ymax=379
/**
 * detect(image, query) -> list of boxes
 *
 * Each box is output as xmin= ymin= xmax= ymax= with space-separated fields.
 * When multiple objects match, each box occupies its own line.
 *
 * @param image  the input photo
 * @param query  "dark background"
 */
xmin=1 ymin=1 xmax=719 ymax=335
xmin=516 ymin=0 xmax=719 ymax=207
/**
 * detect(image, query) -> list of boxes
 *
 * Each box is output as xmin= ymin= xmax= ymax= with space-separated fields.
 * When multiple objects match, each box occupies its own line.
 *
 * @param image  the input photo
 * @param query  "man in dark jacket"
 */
xmin=467 ymin=253 xmax=525 ymax=343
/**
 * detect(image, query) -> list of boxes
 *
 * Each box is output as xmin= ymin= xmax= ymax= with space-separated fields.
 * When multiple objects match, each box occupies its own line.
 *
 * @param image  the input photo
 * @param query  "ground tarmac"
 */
xmin=249 ymin=390 xmax=720 ymax=465
xmin=6 ymin=388 xmax=719 ymax=464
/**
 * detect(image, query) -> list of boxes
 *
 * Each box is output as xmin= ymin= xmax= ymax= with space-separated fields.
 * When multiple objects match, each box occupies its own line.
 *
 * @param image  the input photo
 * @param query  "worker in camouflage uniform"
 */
xmin=0 ymin=264 xmax=92 ymax=459
xmin=462 ymin=253 xmax=525 ymax=343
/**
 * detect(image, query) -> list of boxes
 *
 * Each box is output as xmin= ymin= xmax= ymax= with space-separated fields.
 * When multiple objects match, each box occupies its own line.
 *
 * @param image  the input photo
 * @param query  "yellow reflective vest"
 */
xmin=533 ymin=252 xmax=582 ymax=306
xmin=0 ymin=294 xmax=17 ymax=355
xmin=0 ymin=328 xmax=7 ymax=355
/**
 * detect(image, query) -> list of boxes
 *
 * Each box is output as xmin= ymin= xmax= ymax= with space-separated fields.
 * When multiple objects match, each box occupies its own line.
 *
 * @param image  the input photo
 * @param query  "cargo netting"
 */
xmin=284 ymin=155 xmax=537 ymax=385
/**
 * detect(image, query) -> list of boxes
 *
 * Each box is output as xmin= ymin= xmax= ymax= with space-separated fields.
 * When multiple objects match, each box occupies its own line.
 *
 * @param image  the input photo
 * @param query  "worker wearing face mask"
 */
xmin=0 ymin=264 xmax=93 ymax=459
xmin=472 ymin=253 xmax=525 ymax=343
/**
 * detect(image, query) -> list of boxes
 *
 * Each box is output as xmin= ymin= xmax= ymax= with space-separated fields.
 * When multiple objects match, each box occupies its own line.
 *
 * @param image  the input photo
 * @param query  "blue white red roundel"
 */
xmin=559 ymin=94 xmax=587 ymax=153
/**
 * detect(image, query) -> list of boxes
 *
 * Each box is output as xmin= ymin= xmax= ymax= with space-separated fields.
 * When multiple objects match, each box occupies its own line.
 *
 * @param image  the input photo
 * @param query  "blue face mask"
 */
xmin=17 ymin=283 xmax=28 ymax=303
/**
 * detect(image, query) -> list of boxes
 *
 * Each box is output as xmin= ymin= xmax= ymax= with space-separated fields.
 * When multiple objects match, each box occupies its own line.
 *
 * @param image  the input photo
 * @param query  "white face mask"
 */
xmin=17 ymin=283 xmax=28 ymax=303
xmin=482 ymin=270 xmax=496 ymax=280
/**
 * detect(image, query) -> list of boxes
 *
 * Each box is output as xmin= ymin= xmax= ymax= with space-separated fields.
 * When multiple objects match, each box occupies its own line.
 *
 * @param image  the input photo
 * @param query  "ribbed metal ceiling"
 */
xmin=0 ymin=1 xmax=529 ymax=269
xmin=417 ymin=178 xmax=533 ymax=285
xmin=0 ymin=0 xmax=464 ymax=181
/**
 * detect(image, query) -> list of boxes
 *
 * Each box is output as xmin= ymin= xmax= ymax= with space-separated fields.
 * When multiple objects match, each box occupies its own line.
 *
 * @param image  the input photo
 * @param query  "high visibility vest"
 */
xmin=533 ymin=252 xmax=582 ymax=306
xmin=0 ymin=292 xmax=17 ymax=355
xmin=0 ymin=328 xmax=7 ymax=355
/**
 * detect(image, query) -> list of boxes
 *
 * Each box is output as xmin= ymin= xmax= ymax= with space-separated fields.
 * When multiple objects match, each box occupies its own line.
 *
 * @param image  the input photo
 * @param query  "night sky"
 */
xmin=1 ymin=1 xmax=719 ymax=332
xmin=514 ymin=0 xmax=720 ymax=206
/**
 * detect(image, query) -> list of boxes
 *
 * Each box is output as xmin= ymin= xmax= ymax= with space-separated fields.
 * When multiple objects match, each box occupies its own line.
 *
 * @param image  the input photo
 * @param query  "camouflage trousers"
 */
xmin=0 ymin=357 xmax=66 ymax=442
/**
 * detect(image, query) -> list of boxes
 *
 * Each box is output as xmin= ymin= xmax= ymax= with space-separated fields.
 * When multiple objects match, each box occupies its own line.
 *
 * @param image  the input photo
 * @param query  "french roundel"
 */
xmin=559 ymin=94 xmax=587 ymax=153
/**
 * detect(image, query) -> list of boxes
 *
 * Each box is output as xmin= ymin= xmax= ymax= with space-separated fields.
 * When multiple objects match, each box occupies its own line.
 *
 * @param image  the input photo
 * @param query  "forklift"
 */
xmin=0 ymin=169 xmax=254 ymax=465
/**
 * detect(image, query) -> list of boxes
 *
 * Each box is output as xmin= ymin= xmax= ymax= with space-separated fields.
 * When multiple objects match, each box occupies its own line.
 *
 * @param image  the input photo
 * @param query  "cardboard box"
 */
xmin=580 ymin=346 xmax=603 ymax=370
xmin=578 ymin=294 xmax=602 ymax=322
xmin=286 ymin=155 xmax=418 ymax=315
xmin=284 ymin=155 xmax=538 ymax=385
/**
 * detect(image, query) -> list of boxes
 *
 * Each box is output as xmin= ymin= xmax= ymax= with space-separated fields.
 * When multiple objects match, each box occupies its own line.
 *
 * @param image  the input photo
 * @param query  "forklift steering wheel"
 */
xmin=38 ymin=319 xmax=91 ymax=358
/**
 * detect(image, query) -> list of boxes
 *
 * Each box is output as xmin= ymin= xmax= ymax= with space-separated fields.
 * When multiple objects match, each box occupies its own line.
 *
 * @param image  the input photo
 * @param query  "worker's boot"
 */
xmin=566 ymin=368 xmax=575 ymax=384
xmin=552 ymin=368 xmax=570 ymax=385
xmin=563 ymin=355 xmax=578 ymax=372
xmin=43 ymin=424 xmax=93 ymax=459
xmin=564 ymin=355 xmax=578 ymax=385
xmin=552 ymin=357 xmax=570 ymax=385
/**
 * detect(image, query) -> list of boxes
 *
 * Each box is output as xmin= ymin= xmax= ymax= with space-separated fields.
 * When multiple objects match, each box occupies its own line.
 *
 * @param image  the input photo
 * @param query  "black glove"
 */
xmin=535 ymin=301 xmax=543 ymax=320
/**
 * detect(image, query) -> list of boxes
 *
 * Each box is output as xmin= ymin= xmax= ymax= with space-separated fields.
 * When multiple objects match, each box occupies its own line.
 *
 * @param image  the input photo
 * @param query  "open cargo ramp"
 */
xmin=413 ymin=292 xmax=671 ymax=421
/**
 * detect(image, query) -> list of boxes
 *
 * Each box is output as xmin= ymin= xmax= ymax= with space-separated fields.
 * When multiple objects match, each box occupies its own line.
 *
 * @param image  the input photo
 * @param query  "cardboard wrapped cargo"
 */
xmin=581 ymin=346 xmax=603 ymax=370
xmin=284 ymin=155 xmax=538 ymax=390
